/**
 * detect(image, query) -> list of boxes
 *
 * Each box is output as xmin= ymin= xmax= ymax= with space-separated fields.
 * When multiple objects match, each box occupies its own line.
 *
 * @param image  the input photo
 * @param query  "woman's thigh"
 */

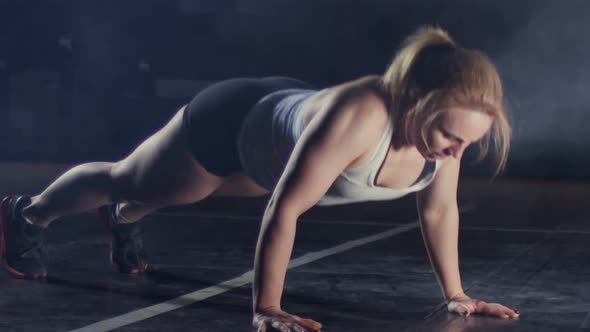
xmin=111 ymin=106 xmax=223 ymax=206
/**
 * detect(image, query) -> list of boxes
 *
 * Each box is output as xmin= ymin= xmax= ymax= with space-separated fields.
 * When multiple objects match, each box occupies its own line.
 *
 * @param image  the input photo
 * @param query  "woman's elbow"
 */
xmin=419 ymin=205 xmax=458 ymax=223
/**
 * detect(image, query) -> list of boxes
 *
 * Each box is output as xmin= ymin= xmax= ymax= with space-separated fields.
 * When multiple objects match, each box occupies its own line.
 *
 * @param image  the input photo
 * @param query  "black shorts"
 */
xmin=182 ymin=77 xmax=314 ymax=177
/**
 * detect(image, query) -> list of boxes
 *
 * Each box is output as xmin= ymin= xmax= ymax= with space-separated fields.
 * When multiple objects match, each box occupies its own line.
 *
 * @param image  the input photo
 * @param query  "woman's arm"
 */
xmin=416 ymin=158 xmax=463 ymax=301
xmin=252 ymin=87 xmax=389 ymax=330
xmin=416 ymin=158 xmax=519 ymax=319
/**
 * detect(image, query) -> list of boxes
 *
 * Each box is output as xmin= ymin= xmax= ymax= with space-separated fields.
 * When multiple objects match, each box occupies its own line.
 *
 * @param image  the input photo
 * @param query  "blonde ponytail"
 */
xmin=382 ymin=27 xmax=456 ymax=114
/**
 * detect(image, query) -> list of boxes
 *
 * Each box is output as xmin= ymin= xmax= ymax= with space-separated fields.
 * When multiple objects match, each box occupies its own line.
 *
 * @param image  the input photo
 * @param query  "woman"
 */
xmin=1 ymin=26 xmax=519 ymax=331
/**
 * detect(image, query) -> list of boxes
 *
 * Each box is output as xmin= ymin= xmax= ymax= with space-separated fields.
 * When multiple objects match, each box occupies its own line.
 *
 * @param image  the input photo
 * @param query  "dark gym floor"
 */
xmin=0 ymin=163 xmax=589 ymax=331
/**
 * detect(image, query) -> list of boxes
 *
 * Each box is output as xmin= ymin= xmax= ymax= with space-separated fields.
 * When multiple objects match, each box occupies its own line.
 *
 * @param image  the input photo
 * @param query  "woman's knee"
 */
xmin=108 ymin=160 xmax=138 ymax=202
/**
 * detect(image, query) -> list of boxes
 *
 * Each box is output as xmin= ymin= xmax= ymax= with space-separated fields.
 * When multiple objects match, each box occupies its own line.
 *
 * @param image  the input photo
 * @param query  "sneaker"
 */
xmin=97 ymin=204 xmax=148 ymax=274
xmin=0 ymin=195 xmax=47 ymax=279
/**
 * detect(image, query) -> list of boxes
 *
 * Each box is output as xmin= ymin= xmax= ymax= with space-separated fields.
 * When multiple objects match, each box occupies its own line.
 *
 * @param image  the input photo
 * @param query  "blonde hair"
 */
xmin=382 ymin=26 xmax=511 ymax=176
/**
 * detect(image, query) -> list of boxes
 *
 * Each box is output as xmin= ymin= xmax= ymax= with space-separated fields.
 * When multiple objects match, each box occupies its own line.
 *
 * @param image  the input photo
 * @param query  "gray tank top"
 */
xmin=237 ymin=89 xmax=441 ymax=206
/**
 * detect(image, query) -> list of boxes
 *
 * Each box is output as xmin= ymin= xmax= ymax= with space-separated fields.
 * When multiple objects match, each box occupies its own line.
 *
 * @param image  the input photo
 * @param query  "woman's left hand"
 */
xmin=447 ymin=293 xmax=520 ymax=319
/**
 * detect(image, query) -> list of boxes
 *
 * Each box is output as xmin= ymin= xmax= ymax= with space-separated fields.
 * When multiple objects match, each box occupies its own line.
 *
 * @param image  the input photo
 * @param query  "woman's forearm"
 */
xmin=252 ymin=207 xmax=298 ymax=312
xmin=419 ymin=206 xmax=464 ymax=301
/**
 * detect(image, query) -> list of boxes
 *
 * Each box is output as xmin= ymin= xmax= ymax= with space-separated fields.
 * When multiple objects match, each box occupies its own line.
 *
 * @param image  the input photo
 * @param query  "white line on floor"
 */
xmin=68 ymin=222 xmax=420 ymax=332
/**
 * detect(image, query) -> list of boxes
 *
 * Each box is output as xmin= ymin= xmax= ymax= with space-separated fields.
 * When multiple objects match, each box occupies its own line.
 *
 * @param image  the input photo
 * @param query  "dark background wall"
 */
xmin=0 ymin=0 xmax=588 ymax=181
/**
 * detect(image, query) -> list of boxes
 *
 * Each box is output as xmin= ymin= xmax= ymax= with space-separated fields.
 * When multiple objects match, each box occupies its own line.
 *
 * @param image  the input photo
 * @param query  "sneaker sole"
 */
xmin=0 ymin=195 xmax=47 ymax=280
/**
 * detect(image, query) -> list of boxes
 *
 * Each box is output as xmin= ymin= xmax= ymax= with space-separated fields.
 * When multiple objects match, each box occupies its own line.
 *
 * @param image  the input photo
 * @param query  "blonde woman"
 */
xmin=0 ymin=26 xmax=518 ymax=332
xmin=251 ymin=27 xmax=517 ymax=331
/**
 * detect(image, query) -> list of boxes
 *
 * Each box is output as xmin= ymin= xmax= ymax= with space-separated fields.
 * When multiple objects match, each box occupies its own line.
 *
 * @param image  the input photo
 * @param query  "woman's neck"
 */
xmin=390 ymin=125 xmax=415 ymax=151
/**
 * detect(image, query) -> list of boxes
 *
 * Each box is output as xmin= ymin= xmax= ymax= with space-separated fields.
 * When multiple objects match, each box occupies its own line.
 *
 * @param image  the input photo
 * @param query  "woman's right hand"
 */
xmin=253 ymin=308 xmax=322 ymax=332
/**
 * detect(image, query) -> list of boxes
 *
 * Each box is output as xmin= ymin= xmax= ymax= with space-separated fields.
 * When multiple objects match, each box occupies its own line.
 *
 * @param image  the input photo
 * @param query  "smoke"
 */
xmin=495 ymin=0 xmax=590 ymax=162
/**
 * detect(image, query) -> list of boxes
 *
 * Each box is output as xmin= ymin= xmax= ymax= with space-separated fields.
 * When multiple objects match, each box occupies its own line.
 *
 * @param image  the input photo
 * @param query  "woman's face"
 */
xmin=416 ymin=106 xmax=494 ymax=162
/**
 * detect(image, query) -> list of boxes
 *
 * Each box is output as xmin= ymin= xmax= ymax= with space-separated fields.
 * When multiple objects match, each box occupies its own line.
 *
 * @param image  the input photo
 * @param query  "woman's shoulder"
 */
xmin=305 ymin=76 xmax=389 ymax=149
xmin=327 ymin=75 xmax=389 ymax=122
xmin=329 ymin=75 xmax=385 ymax=96
xmin=303 ymin=76 xmax=388 ymax=131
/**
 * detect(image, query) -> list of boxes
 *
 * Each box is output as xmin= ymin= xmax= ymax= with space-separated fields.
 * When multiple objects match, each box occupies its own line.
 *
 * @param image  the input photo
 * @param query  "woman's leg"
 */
xmin=2 ymin=76 xmax=311 ymax=278
xmin=19 ymin=76 xmax=313 ymax=228
xmin=0 ymin=106 xmax=225 ymax=278
xmin=21 ymin=107 xmax=224 ymax=228
xmin=21 ymin=162 xmax=118 ymax=227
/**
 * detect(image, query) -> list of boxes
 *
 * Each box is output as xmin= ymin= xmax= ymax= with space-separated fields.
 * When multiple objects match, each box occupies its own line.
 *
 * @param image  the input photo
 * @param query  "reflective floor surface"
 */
xmin=0 ymin=163 xmax=588 ymax=331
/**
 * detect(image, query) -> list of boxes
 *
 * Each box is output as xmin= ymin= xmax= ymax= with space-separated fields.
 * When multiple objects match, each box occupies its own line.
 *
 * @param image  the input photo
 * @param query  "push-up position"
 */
xmin=1 ymin=27 xmax=518 ymax=331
